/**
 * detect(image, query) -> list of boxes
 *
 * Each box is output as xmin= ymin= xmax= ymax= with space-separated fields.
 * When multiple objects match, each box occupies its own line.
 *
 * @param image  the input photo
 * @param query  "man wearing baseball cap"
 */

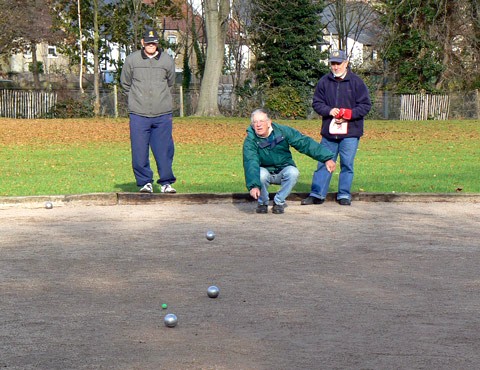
xmin=120 ymin=28 xmax=177 ymax=194
xmin=301 ymin=50 xmax=371 ymax=206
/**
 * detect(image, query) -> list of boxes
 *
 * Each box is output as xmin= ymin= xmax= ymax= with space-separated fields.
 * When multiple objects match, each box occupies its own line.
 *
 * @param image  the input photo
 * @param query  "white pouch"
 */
xmin=329 ymin=119 xmax=348 ymax=135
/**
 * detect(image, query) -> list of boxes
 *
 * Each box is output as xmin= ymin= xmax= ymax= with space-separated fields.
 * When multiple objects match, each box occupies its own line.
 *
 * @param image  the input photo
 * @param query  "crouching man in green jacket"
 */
xmin=243 ymin=108 xmax=336 ymax=214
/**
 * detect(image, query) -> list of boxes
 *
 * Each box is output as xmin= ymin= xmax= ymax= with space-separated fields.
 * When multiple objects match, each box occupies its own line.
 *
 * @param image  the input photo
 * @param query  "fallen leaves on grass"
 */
xmin=0 ymin=118 xmax=248 ymax=146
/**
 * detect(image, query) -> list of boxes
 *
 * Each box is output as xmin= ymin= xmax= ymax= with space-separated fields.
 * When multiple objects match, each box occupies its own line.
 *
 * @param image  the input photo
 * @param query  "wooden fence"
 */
xmin=0 ymin=89 xmax=474 ymax=120
xmin=0 ymin=90 xmax=57 ymax=119
xmin=400 ymin=94 xmax=450 ymax=120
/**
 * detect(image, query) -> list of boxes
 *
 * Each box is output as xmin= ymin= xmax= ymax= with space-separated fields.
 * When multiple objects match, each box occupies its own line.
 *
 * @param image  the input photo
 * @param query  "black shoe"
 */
xmin=255 ymin=204 xmax=268 ymax=214
xmin=301 ymin=196 xmax=325 ymax=205
xmin=338 ymin=198 xmax=351 ymax=206
xmin=272 ymin=202 xmax=285 ymax=214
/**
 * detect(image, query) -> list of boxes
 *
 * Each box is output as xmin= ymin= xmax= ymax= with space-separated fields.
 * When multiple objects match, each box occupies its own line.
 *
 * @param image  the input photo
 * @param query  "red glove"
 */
xmin=335 ymin=108 xmax=352 ymax=120
xmin=342 ymin=108 xmax=352 ymax=120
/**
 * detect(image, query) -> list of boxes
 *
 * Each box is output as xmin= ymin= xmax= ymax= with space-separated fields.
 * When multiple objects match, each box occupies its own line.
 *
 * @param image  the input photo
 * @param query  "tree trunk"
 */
xmin=31 ymin=43 xmax=41 ymax=89
xmin=194 ymin=0 xmax=230 ymax=116
xmin=133 ymin=0 xmax=142 ymax=50
xmin=93 ymin=0 xmax=100 ymax=116
xmin=77 ymin=0 xmax=84 ymax=93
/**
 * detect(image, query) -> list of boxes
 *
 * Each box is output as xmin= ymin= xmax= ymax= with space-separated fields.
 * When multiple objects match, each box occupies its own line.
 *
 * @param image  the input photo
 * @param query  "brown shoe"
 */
xmin=301 ymin=196 xmax=325 ymax=205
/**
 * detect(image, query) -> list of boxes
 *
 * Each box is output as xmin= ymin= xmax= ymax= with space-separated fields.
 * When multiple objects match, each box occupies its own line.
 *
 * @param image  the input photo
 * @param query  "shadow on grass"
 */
xmin=115 ymin=182 xmax=139 ymax=192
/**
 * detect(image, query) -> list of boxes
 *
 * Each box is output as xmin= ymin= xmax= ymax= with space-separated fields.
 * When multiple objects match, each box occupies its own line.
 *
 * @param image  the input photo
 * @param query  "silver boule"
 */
xmin=45 ymin=202 xmax=53 ymax=209
xmin=164 ymin=313 xmax=178 ymax=327
xmin=207 ymin=285 xmax=220 ymax=298
xmin=206 ymin=230 xmax=215 ymax=241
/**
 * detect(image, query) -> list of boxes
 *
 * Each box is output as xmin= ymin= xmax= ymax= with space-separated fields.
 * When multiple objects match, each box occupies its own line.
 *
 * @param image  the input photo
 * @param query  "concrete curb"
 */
xmin=0 ymin=192 xmax=479 ymax=209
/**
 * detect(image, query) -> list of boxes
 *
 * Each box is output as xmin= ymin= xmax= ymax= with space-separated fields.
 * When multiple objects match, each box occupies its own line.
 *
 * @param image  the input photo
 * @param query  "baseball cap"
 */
xmin=329 ymin=50 xmax=347 ymax=63
xmin=143 ymin=29 xmax=159 ymax=43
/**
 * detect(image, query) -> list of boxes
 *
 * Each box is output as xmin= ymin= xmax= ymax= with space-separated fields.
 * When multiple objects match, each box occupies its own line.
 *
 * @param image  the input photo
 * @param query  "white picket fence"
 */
xmin=0 ymin=90 xmax=57 ymax=118
xmin=400 ymin=94 xmax=450 ymax=120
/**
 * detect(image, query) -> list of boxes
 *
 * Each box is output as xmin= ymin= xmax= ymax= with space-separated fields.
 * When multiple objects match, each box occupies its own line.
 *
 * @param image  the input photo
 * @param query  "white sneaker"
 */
xmin=160 ymin=184 xmax=176 ymax=193
xmin=139 ymin=183 xmax=153 ymax=193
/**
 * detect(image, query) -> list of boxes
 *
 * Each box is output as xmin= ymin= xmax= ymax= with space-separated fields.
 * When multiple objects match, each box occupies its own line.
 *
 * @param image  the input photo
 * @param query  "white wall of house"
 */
xmin=83 ymin=40 xmax=125 ymax=75
xmin=10 ymin=43 xmax=70 ymax=74
xmin=10 ymin=53 xmax=29 ymax=73
xmin=224 ymin=43 xmax=253 ymax=74
xmin=321 ymin=34 xmax=365 ymax=66
xmin=348 ymin=41 xmax=364 ymax=66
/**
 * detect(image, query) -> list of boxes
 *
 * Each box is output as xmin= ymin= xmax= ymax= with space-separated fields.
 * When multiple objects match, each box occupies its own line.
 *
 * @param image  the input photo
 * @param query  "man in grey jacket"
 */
xmin=120 ymin=29 xmax=177 ymax=193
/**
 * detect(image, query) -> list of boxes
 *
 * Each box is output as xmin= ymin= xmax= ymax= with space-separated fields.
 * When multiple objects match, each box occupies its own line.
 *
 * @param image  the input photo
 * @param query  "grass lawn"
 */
xmin=0 ymin=117 xmax=478 ymax=196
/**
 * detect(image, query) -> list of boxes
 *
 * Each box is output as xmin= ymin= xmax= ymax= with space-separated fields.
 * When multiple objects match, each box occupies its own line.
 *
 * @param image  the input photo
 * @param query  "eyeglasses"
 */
xmin=252 ymin=119 xmax=268 ymax=124
xmin=144 ymin=42 xmax=158 ymax=46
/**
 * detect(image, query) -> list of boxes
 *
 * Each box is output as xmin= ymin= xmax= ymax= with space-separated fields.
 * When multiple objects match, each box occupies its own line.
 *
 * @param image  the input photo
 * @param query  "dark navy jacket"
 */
xmin=312 ymin=71 xmax=371 ymax=140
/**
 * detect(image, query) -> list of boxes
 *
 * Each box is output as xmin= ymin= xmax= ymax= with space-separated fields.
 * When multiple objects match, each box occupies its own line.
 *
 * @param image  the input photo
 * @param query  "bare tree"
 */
xmin=131 ymin=0 xmax=145 ymax=49
xmin=93 ymin=0 xmax=100 ymax=115
xmin=431 ymin=0 xmax=479 ymax=90
xmin=379 ymin=0 xmax=479 ymax=91
xmin=77 ymin=0 xmax=84 ymax=93
xmin=323 ymin=0 xmax=381 ymax=63
xmin=225 ymin=0 xmax=251 ymax=92
xmin=0 ymin=0 xmax=63 ymax=88
xmin=195 ymin=0 xmax=231 ymax=116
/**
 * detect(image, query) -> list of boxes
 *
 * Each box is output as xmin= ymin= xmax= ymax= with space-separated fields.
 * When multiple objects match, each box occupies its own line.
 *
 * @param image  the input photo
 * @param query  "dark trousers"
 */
xmin=129 ymin=113 xmax=176 ymax=187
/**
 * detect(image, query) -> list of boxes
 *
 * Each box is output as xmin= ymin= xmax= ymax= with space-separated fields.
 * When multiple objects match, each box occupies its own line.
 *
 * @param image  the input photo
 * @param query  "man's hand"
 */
xmin=325 ymin=159 xmax=336 ymax=173
xmin=329 ymin=108 xmax=340 ymax=117
xmin=334 ymin=108 xmax=352 ymax=120
xmin=249 ymin=187 xmax=260 ymax=199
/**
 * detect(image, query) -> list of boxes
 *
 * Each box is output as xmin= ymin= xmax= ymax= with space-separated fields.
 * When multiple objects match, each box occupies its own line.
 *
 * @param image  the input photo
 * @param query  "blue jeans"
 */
xmin=259 ymin=166 xmax=299 ymax=205
xmin=129 ymin=113 xmax=176 ymax=187
xmin=309 ymin=137 xmax=359 ymax=201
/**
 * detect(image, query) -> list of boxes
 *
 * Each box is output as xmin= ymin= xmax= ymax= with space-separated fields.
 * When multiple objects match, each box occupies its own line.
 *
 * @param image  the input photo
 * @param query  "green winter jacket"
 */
xmin=243 ymin=122 xmax=334 ymax=191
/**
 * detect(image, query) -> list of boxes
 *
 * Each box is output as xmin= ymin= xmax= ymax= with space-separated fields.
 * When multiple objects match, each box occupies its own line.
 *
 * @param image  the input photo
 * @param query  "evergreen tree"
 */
xmin=250 ymin=0 xmax=328 ymax=89
xmin=379 ymin=1 xmax=444 ymax=93
xmin=379 ymin=0 xmax=479 ymax=92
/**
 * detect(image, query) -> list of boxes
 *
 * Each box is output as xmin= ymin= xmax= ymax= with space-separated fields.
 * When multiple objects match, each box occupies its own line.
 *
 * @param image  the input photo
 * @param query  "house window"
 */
xmin=23 ymin=48 xmax=32 ymax=59
xmin=167 ymin=35 xmax=176 ymax=59
xmin=47 ymin=46 xmax=58 ymax=58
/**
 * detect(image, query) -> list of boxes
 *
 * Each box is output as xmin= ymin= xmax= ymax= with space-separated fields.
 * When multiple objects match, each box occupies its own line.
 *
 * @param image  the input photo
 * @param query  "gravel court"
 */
xmin=0 ymin=201 xmax=479 ymax=369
